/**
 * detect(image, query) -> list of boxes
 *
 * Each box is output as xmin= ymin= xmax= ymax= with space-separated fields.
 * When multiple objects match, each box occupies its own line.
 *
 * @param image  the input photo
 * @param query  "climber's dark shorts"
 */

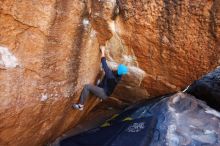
xmin=79 ymin=84 xmax=108 ymax=104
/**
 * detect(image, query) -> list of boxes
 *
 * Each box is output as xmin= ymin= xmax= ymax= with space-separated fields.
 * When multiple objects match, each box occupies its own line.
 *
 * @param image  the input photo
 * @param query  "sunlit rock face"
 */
xmin=91 ymin=0 xmax=220 ymax=97
xmin=0 ymin=0 xmax=219 ymax=145
xmin=0 ymin=1 xmax=101 ymax=146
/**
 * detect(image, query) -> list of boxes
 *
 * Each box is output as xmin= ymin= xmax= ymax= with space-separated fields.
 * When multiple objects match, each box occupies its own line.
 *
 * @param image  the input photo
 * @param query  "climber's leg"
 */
xmin=73 ymin=84 xmax=107 ymax=110
xmin=87 ymin=84 xmax=108 ymax=100
xmin=79 ymin=84 xmax=108 ymax=104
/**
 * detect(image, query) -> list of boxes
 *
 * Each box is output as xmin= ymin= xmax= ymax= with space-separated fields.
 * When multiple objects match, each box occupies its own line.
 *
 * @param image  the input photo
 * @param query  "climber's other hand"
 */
xmin=100 ymin=46 xmax=105 ymax=57
xmin=100 ymin=46 xmax=105 ymax=53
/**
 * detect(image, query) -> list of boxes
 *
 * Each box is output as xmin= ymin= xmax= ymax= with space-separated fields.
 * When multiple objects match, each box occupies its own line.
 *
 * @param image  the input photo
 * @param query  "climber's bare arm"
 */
xmin=100 ymin=46 xmax=105 ymax=57
xmin=100 ymin=46 xmax=114 ymax=78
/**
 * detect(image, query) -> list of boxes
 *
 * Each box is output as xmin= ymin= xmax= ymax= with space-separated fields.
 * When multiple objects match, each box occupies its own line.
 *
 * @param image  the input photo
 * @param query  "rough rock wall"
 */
xmin=89 ymin=0 xmax=220 ymax=97
xmin=0 ymin=0 xmax=219 ymax=146
xmin=0 ymin=1 xmax=101 ymax=145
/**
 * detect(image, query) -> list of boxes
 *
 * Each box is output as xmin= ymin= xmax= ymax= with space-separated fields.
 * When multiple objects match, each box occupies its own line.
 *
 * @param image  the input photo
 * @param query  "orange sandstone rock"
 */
xmin=0 ymin=0 xmax=219 ymax=146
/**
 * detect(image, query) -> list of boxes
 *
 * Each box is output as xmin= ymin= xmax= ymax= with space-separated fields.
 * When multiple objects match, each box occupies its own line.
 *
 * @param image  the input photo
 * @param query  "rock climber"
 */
xmin=72 ymin=46 xmax=128 ymax=110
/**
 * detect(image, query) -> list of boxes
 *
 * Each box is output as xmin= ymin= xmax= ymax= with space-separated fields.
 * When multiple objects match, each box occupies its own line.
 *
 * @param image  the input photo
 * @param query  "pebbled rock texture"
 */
xmin=0 ymin=0 xmax=219 ymax=145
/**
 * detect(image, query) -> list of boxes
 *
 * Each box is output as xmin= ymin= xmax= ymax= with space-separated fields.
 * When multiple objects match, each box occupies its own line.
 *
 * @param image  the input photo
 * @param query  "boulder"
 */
xmin=0 ymin=0 xmax=219 ymax=145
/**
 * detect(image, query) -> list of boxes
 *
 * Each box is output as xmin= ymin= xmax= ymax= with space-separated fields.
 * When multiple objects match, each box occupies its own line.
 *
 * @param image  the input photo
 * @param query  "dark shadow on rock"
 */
xmin=186 ymin=67 xmax=220 ymax=111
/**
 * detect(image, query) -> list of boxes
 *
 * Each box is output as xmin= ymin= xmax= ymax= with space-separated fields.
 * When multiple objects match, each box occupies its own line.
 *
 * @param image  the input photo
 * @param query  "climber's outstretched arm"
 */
xmin=100 ymin=46 xmax=114 ymax=79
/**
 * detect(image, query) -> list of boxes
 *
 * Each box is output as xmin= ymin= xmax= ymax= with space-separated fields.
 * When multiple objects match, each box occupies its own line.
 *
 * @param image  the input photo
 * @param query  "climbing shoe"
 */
xmin=72 ymin=104 xmax=84 ymax=111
